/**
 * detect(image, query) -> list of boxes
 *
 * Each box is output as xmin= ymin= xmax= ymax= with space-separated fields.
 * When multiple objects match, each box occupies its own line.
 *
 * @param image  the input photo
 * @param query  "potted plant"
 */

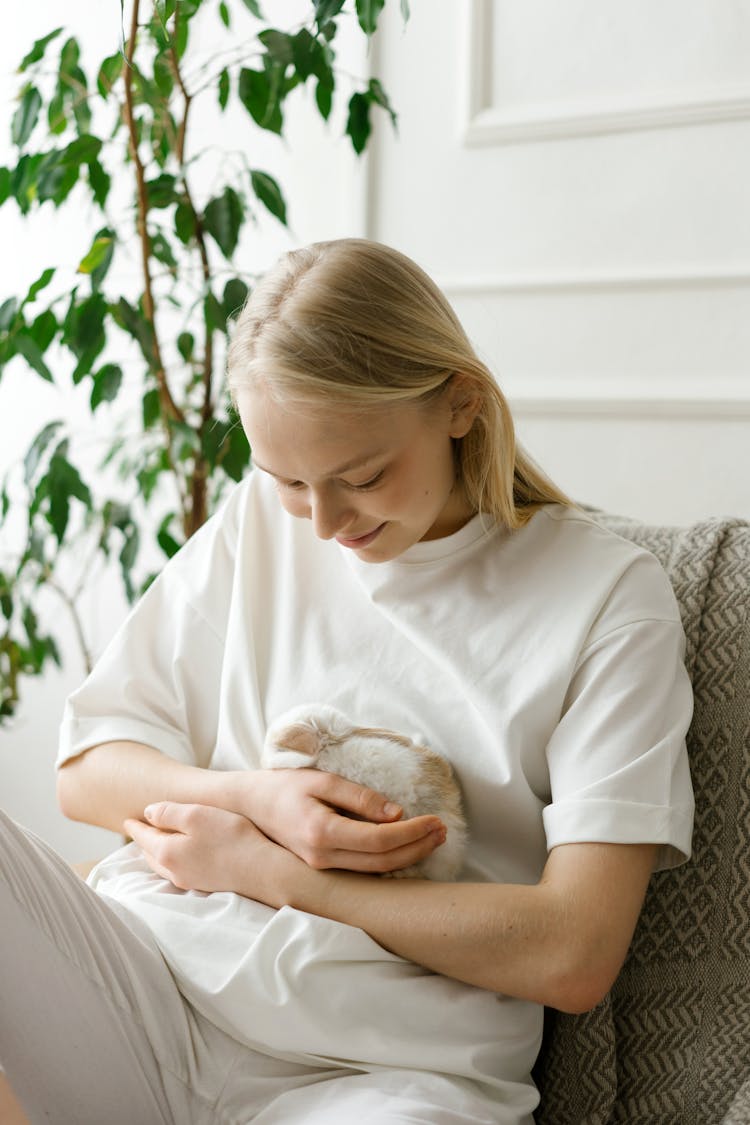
xmin=0 ymin=0 xmax=401 ymax=722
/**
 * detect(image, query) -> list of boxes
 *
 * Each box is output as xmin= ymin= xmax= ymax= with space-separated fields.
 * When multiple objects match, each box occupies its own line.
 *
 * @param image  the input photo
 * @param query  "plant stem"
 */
xmin=123 ymin=0 xmax=184 ymax=428
xmin=169 ymin=5 xmax=213 ymax=537
xmin=45 ymin=576 xmax=93 ymax=676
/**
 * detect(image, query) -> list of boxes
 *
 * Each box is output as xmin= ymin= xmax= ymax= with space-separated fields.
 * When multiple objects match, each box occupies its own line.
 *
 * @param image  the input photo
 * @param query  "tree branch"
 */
xmin=168 ymin=6 xmax=213 ymax=537
xmin=169 ymin=24 xmax=214 ymax=429
xmin=44 ymin=574 xmax=93 ymax=676
xmin=123 ymin=0 xmax=184 ymax=427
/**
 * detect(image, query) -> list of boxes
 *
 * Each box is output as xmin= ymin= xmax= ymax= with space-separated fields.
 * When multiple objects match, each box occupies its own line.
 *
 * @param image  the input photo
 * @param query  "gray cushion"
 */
xmin=533 ymin=515 xmax=750 ymax=1124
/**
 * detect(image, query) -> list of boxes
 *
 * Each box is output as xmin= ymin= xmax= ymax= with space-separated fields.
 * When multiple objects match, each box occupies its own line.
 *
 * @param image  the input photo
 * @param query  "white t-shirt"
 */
xmin=57 ymin=470 xmax=694 ymax=1115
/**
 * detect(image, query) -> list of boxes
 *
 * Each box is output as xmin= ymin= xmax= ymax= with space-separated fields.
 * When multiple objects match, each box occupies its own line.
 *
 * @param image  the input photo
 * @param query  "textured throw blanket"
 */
xmin=533 ymin=515 xmax=750 ymax=1125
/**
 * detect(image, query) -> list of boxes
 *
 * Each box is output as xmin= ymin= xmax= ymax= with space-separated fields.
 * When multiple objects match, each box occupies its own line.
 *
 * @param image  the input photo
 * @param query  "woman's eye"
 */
xmin=347 ymin=471 xmax=384 ymax=491
xmin=278 ymin=480 xmax=306 ymax=491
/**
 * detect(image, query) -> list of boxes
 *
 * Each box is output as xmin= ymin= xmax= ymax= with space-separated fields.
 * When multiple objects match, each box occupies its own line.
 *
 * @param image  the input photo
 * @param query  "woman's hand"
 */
xmin=124 ymin=803 xmax=285 ymax=896
xmin=245 ymin=767 xmax=447 ymax=874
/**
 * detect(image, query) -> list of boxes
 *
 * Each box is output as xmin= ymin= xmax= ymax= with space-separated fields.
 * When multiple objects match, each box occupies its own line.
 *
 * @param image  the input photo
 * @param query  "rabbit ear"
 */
xmin=261 ymin=722 xmax=323 ymax=769
xmin=276 ymin=723 xmax=321 ymax=756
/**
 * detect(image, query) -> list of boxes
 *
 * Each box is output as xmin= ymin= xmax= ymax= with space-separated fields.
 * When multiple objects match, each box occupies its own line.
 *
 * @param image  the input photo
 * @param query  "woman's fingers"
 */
xmin=308 ymin=771 xmax=406 ymax=823
xmin=297 ymin=812 xmax=447 ymax=871
xmin=319 ymin=811 xmax=445 ymax=855
xmin=124 ymin=804 xmax=270 ymax=893
xmin=327 ymin=826 xmax=448 ymax=874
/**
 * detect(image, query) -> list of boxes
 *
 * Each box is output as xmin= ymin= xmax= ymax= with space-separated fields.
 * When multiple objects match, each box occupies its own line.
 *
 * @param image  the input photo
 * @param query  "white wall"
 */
xmin=367 ymin=0 xmax=750 ymax=525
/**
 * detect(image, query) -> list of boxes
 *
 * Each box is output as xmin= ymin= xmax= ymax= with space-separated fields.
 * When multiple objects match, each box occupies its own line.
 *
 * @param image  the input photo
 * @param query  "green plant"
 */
xmin=0 ymin=0 xmax=402 ymax=722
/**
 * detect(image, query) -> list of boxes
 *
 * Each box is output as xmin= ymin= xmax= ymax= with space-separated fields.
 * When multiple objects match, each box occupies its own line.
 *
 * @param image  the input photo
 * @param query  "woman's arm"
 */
xmin=288 ymin=839 xmax=657 ymax=1013
xmin=57 ymin=741 xmax=445 ymax=871
xmin=126 ymin=799 xmax=657 ymax=1014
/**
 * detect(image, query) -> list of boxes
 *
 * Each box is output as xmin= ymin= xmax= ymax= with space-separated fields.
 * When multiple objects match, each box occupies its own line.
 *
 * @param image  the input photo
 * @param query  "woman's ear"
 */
xmin=447 ymin=373 xmax=482 ymax=439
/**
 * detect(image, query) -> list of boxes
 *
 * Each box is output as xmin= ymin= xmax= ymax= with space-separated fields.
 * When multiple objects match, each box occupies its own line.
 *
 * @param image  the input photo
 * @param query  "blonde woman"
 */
xmin=1 ymin=240 xmax=693 ymax=1124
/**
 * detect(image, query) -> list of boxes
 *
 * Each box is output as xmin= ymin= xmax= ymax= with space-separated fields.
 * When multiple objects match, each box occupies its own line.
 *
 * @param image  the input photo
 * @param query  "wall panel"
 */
xmin=369 ymin=0 xmax=750 ymax=523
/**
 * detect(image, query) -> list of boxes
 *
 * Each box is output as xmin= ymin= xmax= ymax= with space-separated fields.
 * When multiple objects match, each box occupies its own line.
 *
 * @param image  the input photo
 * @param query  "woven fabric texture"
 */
xmin=533 ymin=514 xmax=750 ymax=1125
xmin=722 ymin=1079 xmax=750 ymax=1124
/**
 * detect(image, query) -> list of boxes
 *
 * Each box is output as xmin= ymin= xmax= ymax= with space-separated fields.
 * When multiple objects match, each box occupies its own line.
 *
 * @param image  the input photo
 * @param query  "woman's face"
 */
xmin=237 ymin=381 xmax=478 ymax=562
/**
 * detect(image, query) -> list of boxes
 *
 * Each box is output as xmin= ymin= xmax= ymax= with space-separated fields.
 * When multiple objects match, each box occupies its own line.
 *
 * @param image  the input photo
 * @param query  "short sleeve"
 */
xmin=57 ymin=577 xmax=224 ymax=770
xmin=56 ymin=483 xmax=245 ymax=771
xmin=542 ymin=560 xmax=695 ymax=871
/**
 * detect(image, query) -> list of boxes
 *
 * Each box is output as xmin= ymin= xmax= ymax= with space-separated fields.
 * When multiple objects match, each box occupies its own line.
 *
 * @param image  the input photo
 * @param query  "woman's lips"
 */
xmin=336 ymin=523 xmax=386 ymax=549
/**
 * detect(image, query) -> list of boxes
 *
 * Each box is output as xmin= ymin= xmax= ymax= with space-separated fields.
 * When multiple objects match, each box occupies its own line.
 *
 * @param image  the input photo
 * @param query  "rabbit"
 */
xmin=261 ymin=702 xmax=467 ymax=880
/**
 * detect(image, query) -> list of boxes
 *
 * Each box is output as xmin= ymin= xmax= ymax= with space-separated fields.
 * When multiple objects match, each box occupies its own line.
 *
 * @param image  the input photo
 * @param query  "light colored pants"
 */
xmin=0 ymin=810 xmax=507 ymax=1124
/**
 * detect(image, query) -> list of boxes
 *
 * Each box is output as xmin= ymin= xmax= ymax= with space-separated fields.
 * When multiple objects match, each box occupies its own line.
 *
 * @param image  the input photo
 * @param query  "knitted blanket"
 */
xmin=533 ymin=514 xmax=750 ymax=1125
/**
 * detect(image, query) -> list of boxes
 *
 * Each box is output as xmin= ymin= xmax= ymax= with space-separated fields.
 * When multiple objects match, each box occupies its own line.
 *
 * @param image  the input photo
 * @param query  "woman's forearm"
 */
xmin=56 ymin=742 xmax=248 ymax=834
xmin=274 ymin=862 xmax=573 ymax=1006
xmin=56 ymin=746 xmax=442 ymax=870
xmin=253 ymin=839 xmax=657 ymax=1013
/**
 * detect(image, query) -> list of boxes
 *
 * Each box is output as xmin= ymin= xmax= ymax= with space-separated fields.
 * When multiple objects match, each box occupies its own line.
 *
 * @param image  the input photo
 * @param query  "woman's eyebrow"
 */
xmin=252 ymin=450 xmax=387 ymax=479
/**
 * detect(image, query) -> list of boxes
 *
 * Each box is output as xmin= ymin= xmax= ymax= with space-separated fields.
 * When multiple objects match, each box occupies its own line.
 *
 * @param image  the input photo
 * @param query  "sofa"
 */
xmin=533 ymin=512 xmax=750 ymax=1124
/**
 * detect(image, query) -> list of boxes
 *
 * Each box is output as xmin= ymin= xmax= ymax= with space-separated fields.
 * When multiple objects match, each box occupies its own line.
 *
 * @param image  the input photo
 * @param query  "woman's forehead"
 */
xmin=237 ymin=387 xmax=414 ymax=478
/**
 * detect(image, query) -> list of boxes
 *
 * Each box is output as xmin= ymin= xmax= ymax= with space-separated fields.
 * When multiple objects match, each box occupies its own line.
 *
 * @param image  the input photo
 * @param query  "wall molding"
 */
xmin=463 ymin=0 xmax=750 ymax=146
xmin=508 ymin=393 xmax=750 ymax=419
xmin=501 ymin=376 xmax=750 ymax=418
xmin=439 ymin=267 xmax=750 ymax=298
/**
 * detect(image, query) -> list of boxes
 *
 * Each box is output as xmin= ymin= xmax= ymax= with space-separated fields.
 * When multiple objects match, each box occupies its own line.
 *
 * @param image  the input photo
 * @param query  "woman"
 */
xmin=1 ymin=239 xmax=694 ymax=1124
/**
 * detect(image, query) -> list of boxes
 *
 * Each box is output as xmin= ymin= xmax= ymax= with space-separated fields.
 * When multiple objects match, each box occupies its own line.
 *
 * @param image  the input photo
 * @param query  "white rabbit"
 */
xmin=262 ymin=702 xmax=467 ymax=881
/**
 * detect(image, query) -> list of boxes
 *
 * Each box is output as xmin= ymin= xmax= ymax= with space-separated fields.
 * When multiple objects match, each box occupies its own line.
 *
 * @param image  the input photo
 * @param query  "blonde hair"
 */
xmin=227 ymin=238 xmax=571 ymax=529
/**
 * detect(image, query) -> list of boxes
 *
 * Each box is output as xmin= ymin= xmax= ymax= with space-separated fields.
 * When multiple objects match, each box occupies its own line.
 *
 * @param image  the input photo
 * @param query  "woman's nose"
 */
xmin=309 ymin=489 xmax=353 ymax=540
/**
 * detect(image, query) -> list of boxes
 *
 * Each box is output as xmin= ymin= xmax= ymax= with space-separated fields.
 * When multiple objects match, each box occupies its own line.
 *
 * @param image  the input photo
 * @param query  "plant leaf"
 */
xmin=238 ymin=68 xmax=283 ymax=134
xmin=146 ymin=173 xmax=178 ymax=209
xmin=35 ymin=150 xmax=79 ymax=206
xmin=12 ymin=85 xmax=43 ymax=148
xmin=77 ymin=236 xmax=113 ymax=275
xmin=240 ymin=0 xmax=263 ymax=16
xmin=315 ymin=75 xmax=334 ymax=120
xmin=23 ymin=268 xmax=56 ymax=306
xmin=157 ymin=513 xmax=181 ymax=559
xmin=19 ymin=28 xmax=64 ymax=72
xmin=119 ymin=524 xmax=140 ymax=601
xmin=142 ymin=387 xmax=160 ymax=428
xmin=177 ymin=332 xmax=194 ymax=361
xmin=0 ymin=298 xmax=18 ymax=334
xmin=367 ymin=77 xmax=397 ymax=125
xmin=355 ymin=0 xmax=385 ymax=34
xmin=14 ymin=334 xmax=54 ymax=382
xmin=290 ymin=29 xmax=322 ymax=81
xmin=174 ymin=199 xmax=195 ymax=244
xmin=90 ymin=363 xmax=123 ymax=410
xmin=346 ymin=92 xmax=371 ymax=154
xmin=88 ymin=159 xmax=111 ymax=207
xmin=259 ymin=29 xmax=294 ymax=66
xmin=204 ymin=290 xmax=226 ymax=333
xmin=29 ymin=309 xmax=58 ymax=352
xmin=223 ymin=423 xmax=251 ymax=481
xmin=203 ymin=187 xmax=245 ymax=258
xmin=46 ymin=452 xmax=91 ymax=542
xmin=97 ymin=52 xmax=124 ymax=98
xmin=62 ymin=292 xmax=107 ymax=376
xmin=24 ymin=421 xmax=63 ymax=485
xmin=223 ymin=278 xmax=249 ymax=321
xmin=64 ymin=134 xmax=103 ymax=165
xmin=314 ymin=0 xmax=345 ymax=24
xmin=250 ymin=170 xmax=287 ymax=225
xmin=218 ymin=67 xmax=230 ymax=110
xmin=115 ymin=298 xmax=155 ymax=368
xmin=150 ymin=230 xmax=177 ymax=269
